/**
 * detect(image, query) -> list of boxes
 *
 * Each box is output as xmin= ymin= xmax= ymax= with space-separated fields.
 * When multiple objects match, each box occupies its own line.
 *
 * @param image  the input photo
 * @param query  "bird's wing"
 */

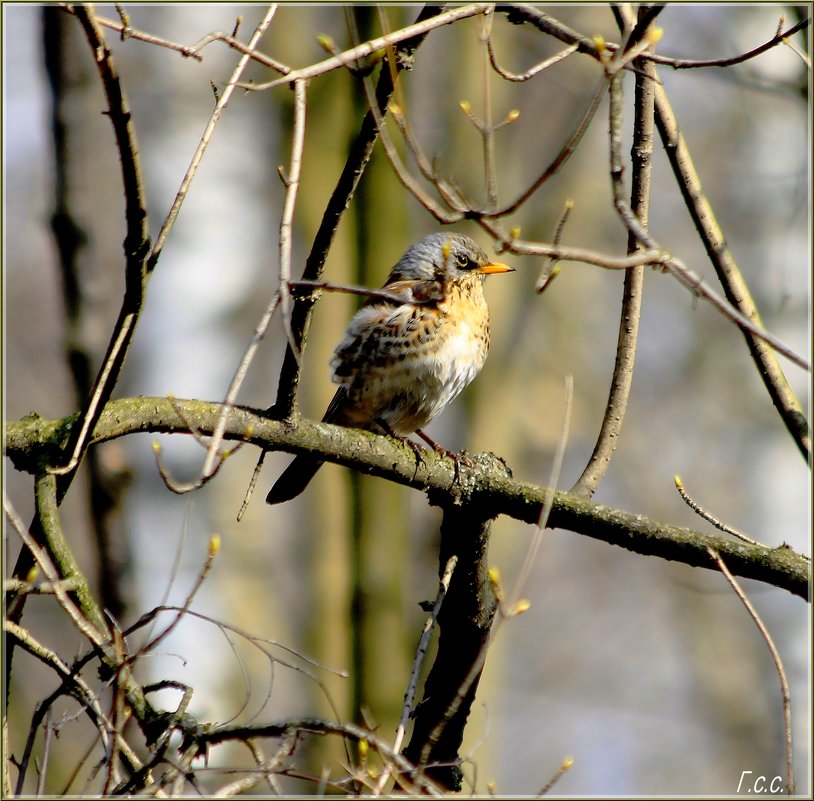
xmin=330 ymin=279 xmax=441 ymax=384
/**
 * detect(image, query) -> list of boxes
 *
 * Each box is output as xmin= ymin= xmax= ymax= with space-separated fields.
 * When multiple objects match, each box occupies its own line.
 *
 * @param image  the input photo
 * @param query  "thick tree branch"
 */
xmin=5 ymin=398 xmax=809 ymax=599
xmin=402 ymin=504 xmax=497 ymax=791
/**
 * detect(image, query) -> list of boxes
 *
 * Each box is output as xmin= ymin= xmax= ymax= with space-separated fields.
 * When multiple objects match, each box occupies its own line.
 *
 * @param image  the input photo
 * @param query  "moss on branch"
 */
xmin=4 ymin=397 xmax=809 ymax=599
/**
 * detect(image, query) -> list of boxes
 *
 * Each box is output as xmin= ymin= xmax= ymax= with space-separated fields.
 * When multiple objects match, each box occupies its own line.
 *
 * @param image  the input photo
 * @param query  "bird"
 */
xmin=266 ymin=232 xmax=513 ymax=504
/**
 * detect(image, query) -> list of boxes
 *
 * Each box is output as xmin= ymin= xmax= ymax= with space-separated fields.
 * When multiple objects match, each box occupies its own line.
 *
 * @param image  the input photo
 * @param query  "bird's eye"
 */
xmin=455 ymin=253 xmax=471 ymax=269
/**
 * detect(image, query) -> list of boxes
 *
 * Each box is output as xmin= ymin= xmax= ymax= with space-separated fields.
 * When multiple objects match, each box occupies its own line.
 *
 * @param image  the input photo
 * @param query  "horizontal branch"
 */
xmin=4 ymin=398 xmax=809 ymax=599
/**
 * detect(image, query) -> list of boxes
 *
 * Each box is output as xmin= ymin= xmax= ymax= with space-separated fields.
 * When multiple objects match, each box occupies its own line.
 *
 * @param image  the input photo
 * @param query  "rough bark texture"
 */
xmin=401 ymin=503 xmax=497 ymax=791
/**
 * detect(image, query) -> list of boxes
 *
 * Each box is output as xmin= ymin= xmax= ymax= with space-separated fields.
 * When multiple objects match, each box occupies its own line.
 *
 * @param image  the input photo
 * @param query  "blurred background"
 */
xmin=4 ymin=4 xmax=810 ymax=795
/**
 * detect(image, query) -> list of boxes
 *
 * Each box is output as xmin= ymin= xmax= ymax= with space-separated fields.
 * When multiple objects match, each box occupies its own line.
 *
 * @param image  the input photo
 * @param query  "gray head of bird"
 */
xmin=387 ymin=232 xmax=513 ymax=284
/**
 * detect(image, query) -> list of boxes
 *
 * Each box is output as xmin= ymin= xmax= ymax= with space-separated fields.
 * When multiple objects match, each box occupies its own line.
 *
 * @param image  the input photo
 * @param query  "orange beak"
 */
xmin=478 ymin=261 xmax=514 ymax=275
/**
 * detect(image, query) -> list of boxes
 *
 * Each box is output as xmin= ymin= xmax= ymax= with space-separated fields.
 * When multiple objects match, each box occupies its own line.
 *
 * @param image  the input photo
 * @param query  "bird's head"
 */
xmin=388 ymin=232 xmax=513 ymax=285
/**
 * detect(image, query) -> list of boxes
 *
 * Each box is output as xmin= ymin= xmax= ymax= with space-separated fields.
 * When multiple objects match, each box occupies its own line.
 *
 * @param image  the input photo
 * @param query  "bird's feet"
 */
xmin=415 ymin=429 xmax=473 ymax=485
xmin=375 ymin=418 xmax=428 ymax=473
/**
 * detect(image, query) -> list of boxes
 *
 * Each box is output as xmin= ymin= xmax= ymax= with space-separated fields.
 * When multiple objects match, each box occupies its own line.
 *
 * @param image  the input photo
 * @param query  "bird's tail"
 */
xmin=265 ymin=455 xmax=325 ymax=505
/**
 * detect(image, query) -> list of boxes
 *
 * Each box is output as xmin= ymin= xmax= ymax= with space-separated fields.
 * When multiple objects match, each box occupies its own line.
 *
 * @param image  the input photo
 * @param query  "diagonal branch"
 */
xmin=48 ymin=3 xmax=150 ymax=480
xmin=652 ymin=80 xmax=810 ymax=461
xmin=243 ymin=4 xmax=493 ymax=91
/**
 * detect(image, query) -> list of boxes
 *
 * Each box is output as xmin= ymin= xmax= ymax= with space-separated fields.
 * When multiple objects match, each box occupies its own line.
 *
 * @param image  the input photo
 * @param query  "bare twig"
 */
xmin=652 ymin=78 xmax=810 ymax=458
xmin=277 ymin=78 xmax=308 ymax=362
xmin=487 ymin=36 xmax=578 ymax=82
xmin=706 ymin=548 xmax=795 ymax=795
xmin=365 ymin=87 xmax=465 ymax=223
xmin=780 ymin=31 xmax=811 ymax=69
xmin=489 ymin=74 xmax=607 ymax=218
xmin=237 ymin=448 xmax=268 ymax=521
xmin=490 ymin=220 xmax=807 ymax=369
xmin=535 ymin=199 xmax=572 ymax=292
xmin=3 ymin=576 xmax=81 ymax=596
xmin=121 ymin=603 xmax=348 ymax=725
xmin=645 ymin=15 xmax=810 ymax=70
xmin=140 ymin=7 xmax=282 ymax=496
xmin=510 ymin=376 xmax=573 ymax=607
xmin=242 ymin=4 xmax=493 ymax=91
xmin=4 ymin=619 xmax=125 ymax=796
xmin=571 ymin=5 xmax=656 ymax=498
xmin=149 ymin=6 xmax=276 ymax=267
xmin=287 ymin=277 xmax=443 ymax=307
xmin=6 ymin=482 xmax=108 ymax=645
xmin=136 ymin=537 xmax=221 ymax=660
xmin=499 ymin=4 xmax=809 ymax=73
xmin=379 ymin=37 xmax=603 ymax=222
xmin=674 ymin=476 xmax=768 ymax=548
xmin=537 ymin=756 xmax=575 ymax=795
xmin=478 ymin=14 xmax=498 ymax=209
xmin=193 ymin=718 xmax=444 ymax=796
xmin=374 ymin=555 xmax=458 ymax=795
xmin=659 ymin=254 xmax=809 ymax=370
xmin=48 ymin=4 xmax=150 ymax=478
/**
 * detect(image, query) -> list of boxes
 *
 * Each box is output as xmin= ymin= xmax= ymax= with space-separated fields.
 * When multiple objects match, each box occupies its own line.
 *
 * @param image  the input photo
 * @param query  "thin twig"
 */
xmin=478 ymin=14 xmax=498 ymax=209
xmin=706 ymin=548 xmax=795 ymax=795
xmin=141 ymin=6 xmax=280 ymax=497
xmin=652 ymin=77 xmax=810 ymax=458
xmin=287 ymin=278 xmax=443 ymax=307
xmin=374 ymin=555 xmax=458 ymax=795
xmin=139 ymin=537 xmax=220 ymax=658
xmin=148 ymin=6 xmax=276 ymax=267
xmin=6 ymin=484 xmax=108 ymax=646
xmin=537 ymin=756 xmax=575 ymax=795
xmin=674 ymin=476 xmax=768 ymax=548
xmin=646 ymin=15 xmax=810 ymax=70
xmin=571 ymin=5 xmax=655 ymax=498
xmin=3 ymin=576 xmax=81 ymax=596
xmin=48 ymin=5 xmax=150 ymax=478
xmin=122 ymin=602 xmax=349 ymax=733
xmin=510 ymin=375 xmax=573 ymax=608
xmin=65 ymin=5 xmax=291 ymax=70
xmin=237 ymin=448 xmax=268 ymax=521
xmin=278 ymin=79 xmax=308 ymax=362
xmin=242 ymin=4 xmax=493 ymax=91
xmin=488 ymin=73 xmax=607 ymax=218
xmin=487 ymin=36 xmax=578 ymax=82
xmin=370 ymin=91 xmax=466 ymax=222
xmin=196 ymin=718 xmax=444 ymax=796
xmin=499 ymin=4 xmax=809 ymax=73
xmin=4 ymin=619 xmax=119 ymax=796
xmin=535 ymin=199 xmax=572 ymax=292
xmin=780 ymin=32 xmax=811 ymax=69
